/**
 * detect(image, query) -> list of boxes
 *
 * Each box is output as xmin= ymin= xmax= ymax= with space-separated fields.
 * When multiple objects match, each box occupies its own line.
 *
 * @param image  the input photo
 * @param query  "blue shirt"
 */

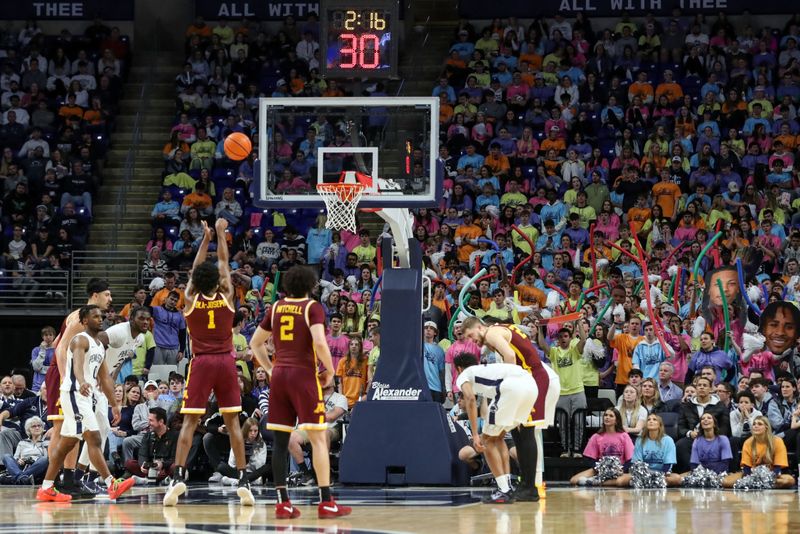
xmin=306 ymin=227 xmax=332 ymax=265
xmin=632 ymin=340 xmax=665 ymax=379
xmin=151 ymin=306 xmax=186 ymax=349
xmin=540 ymin=202 xmax=567 ymax=227
xmin=432 ymin=85 xmax=457 ymax=104
xmin=457 ymin=153 xmax=485 ymax=171
xmin=423 ymin=342 xmax=445 ymax=393
xmin=633 ymin=435 xmax=677 ymax=472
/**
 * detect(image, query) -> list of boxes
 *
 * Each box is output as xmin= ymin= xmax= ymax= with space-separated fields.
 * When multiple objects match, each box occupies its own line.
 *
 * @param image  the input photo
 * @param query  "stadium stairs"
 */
xmin=83 ymin=52 xmax=184 ymax=295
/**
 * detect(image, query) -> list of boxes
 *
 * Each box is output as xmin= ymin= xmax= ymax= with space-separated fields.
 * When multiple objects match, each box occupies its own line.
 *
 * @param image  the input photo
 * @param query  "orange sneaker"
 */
xmin=37 ymin=487 xmax=72 ymax=503
xmin=318 ymin=500 xmax=352 ymax=519
xmin=275 ymin=501 xmax=301 ymax=519
xmin=108 ymin=478 xmax=136 ymax=500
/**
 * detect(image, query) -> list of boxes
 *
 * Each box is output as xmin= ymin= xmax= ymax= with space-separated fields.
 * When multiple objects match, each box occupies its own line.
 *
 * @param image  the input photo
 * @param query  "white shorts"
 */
xmin=483 ymin=376 xmax=537 ymax=437
xmin=523 ymin=364 xmax=561 ymax=428
xmin=60 ymin=390 xmax=100 ymax=439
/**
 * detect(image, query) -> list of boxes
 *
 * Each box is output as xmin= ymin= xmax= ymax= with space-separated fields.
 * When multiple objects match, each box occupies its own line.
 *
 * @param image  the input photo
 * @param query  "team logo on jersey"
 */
xmin=313 ymin=402 xmax=325 ymax=414
xmin=370 ymin=382 xmax=422 ymax=401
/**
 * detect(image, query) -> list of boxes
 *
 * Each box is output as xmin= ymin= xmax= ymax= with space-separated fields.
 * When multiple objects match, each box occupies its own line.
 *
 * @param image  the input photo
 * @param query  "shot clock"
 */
xmin=321 ymin=0 xmax=399 ymax=78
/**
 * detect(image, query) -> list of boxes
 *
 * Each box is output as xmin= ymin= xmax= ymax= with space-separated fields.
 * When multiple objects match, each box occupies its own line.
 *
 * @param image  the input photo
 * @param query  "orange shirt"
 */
xmin=151 ymin=287 xmax=186 ymax=310
xmin=455 ymin=223 xmax=483 ymax=264
xmin=182 ymin=192 xmax=212 ymax=210
xmin=439 ymin=103 xmax=454 ymax=125
xmin=655 ymin=82 xmax=684 ymax=103
xmin=651 ymin=182 xmax=682 ymax=218
xmin=628 ymin=81 xmax=654 ymax=103
xmin=485 ymin=153 xmax=510 ymax=176
xmin=540 ymin=138 xmax=566 ymax=155
xmin=741 ymin=436 xmax=789 ymax=468
xmin=611 ymin=334 xmax=643 ymax=385
xmin=627 ymin=207 xmax=651 ymax=234
xmin=515 ymin=283 xmax=547 ymax=309
xmin=519 ymin=53 xmax=542 ymax=72
xmin=336 ymin=357 xmax=369 ymax=408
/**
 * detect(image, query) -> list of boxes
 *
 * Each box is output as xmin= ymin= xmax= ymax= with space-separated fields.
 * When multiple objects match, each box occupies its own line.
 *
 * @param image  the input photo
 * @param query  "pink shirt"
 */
xmin=326 ymin=333 xmax=350 ymax=371
xmin=583 ymin=431 xmax=634 ymax=462
xmin=740 ymin=350 xmax=776 ymax=381
xmin=445 ymin=339 xmax=481 ymax=393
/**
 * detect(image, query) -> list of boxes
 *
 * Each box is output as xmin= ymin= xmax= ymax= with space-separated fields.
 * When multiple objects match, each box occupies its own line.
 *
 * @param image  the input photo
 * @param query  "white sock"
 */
xmin=42 ymin=480 xmax=54 ymax=490
xmin=105 ymin=475 xmax=114 ymax=487
xmin=496 ymin=474 xmax=510 ymax=493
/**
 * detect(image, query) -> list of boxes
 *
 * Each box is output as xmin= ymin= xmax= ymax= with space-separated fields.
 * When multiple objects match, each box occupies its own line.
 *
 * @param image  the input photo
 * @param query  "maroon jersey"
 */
xmin=497 ymin=324 xmax=544 ymax=373
xmin=260 ymin=298 xmax=325 ymax=371
xmin=185 ymin=292 xmax=235 ymax=355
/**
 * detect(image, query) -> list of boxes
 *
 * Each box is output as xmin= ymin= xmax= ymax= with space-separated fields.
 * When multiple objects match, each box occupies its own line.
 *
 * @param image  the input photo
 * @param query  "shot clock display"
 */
xmin=321 ymin=0 xmax=399 ymax=78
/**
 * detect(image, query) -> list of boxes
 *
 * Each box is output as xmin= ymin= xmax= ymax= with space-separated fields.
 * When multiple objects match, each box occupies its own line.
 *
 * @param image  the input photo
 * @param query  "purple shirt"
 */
xmin=151 ymin=306 xmax=186 ymax=349
xmin=689 ymin=435 xmax=733 ymax=473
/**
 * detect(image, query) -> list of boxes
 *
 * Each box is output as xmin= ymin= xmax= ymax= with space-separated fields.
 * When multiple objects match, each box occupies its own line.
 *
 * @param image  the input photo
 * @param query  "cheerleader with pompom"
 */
xmin=680 ymin=413 xmax=733 ymax=488
xmin=570 ymin=408 xmax=634 ymax=486
xmin=616 ymin=414 xmax=682 ymax=487
xmin=722 ymin=416 xmax=796 ymax=489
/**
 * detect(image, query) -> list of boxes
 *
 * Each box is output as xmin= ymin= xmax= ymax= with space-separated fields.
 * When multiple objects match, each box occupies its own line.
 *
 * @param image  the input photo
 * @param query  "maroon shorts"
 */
xmin=181 ymin=354 xmax=242 ymax=414
xmin=267 ymin=366 xmax=326 ymax=432
xmin=44 ymin=363 xmax=63 ymax=421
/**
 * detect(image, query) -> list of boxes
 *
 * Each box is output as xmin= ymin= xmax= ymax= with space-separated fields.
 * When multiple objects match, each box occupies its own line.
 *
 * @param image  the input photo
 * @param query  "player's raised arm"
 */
xmin=186 ymin=221 xmax=213 ymax=297
xmin=215 ymin=218 xmax=234 ymax=300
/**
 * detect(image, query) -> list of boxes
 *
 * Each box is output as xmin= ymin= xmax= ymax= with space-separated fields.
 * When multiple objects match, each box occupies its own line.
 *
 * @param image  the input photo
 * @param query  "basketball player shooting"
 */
xmin=250 ymin=265 xmax=352 ymax=519
xmin=37 ymin=305 xmax=135 ymax=502
xmin=163 ymin=219 xmax=255 ymax=507
xmin=43 ymin=278 xmax=113 ymax=496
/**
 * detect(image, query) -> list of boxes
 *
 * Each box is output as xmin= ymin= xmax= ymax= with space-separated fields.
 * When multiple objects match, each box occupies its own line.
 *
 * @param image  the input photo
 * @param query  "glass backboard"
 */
xmin=254 ymin=96 xmax=441 ymax=209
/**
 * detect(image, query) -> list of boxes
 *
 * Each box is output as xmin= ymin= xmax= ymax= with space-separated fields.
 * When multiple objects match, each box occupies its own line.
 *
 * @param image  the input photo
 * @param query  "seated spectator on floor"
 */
xmin=214 ymin=417 xmax=269 ymax=485
xmin=125 ymin=407 xmax=178 ymax=484
xmin=0 ymin=416 xmax=48 ymax=485
xmin=122 ymin=380 xmax=161 ymax=462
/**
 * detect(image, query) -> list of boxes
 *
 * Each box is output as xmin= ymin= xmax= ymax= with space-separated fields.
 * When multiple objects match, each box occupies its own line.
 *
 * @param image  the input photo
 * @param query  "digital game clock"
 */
xmin=320 ymin=0 xmax=399 ymax=78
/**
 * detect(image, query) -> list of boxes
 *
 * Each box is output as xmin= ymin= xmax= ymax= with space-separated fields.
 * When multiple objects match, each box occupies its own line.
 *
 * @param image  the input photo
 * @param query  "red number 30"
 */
xmin=340 ymin=33 xmax=380 ymax=69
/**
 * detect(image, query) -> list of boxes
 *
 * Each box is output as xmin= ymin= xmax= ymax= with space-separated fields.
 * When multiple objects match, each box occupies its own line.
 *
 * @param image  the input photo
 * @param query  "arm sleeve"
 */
xmin=178 ymin=329 xmax=187 ymax=352
xmin=144 ymin=347 xmax=155 ymax=370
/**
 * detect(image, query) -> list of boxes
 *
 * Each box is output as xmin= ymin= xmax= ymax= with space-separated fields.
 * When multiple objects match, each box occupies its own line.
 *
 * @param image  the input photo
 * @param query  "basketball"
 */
xmin=223 ymin=132 xmax=252 ymax=161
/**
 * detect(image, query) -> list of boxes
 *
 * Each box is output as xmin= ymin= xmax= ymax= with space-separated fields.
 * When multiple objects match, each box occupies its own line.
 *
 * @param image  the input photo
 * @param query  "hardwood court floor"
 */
xmin=2 ymin=484 xmax=799 ymax=534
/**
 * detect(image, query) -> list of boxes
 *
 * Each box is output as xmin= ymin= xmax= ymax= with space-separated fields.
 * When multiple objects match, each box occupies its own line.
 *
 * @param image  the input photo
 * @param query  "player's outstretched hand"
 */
xmin=201 ymin=220 xmax=212 ymax=241
xmin=319 ymin=369 xmax=334 ymax=389
xmin=79 ymin=382 xmax=92 ymax=397
xmin=215 ymin=218 xmax=229 ymax=234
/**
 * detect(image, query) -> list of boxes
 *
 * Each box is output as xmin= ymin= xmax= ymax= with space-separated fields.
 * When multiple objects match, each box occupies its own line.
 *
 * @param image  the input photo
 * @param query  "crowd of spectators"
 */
xmin=0 ymin=19 xmax=129 ymax=299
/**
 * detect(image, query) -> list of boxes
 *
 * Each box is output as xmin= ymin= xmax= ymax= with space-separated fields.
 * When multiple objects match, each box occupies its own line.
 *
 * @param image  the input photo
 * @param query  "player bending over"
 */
xmin=250 ymin=265 xmax=352 ymax=519
xmin=454 ymin=353 xmax=539 ymax=504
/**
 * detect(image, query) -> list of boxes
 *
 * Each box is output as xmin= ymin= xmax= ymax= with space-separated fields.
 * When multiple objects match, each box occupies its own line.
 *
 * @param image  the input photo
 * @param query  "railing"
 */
xmin=110 ymin=27 xmax=159 ymax=249
xmin=70 ymin=251 xmax=144 ymax=309
xmin=0 ymin=269 xmax=71 ymax=315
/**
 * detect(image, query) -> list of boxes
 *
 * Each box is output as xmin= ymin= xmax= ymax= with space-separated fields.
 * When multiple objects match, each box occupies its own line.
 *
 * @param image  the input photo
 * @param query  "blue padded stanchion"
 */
xmin=339 ymin=238 xmax=470 ymax=485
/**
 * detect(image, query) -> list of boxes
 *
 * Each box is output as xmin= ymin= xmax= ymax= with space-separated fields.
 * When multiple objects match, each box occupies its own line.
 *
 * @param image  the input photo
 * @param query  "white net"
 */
xmin=317 ymin=183 xmax=365 ymax=234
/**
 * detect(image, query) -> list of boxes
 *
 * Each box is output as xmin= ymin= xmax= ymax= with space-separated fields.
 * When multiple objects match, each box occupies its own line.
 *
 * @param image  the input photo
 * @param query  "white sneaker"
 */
xmin=162 ymin=480 xmax=187 ymax=507
xmin=220 ymin=476 xmax=238 ymax=486
xmin=208 ymin=472 xmax=223 ymax=483
xmin=132 ymin=476 xmax=153 ymax=485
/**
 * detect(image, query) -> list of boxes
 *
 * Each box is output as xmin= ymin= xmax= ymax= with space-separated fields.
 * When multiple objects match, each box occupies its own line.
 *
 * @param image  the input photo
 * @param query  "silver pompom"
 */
xmin=586 ymin=456 xmax=624 ymax=485
xmin=681 ymin=466 xmax=725 ymax=489
xmin=630 ymin=461 xmax=667 ymax=489
xmin=733 ymin=465 xmax=776 ymax=491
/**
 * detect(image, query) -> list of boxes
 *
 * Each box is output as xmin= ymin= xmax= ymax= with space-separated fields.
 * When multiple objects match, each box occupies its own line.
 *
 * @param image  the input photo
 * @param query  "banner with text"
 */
xmin=0 ymin=1 xmax=134 ymax=20
xmin=195 ymin=1 xmax=320 ymax=20
xmin=459 ymin=0 xmax=796 ymax=19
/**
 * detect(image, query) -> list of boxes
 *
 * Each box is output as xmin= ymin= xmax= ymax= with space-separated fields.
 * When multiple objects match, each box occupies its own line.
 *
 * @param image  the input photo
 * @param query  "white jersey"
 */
xmin=455 ymin=363 xmax=534 ymax=400
xmin=104 ymin=322 xmax=144 ymax=374
xmin=61 ymin=332 xmax=105 ymax=393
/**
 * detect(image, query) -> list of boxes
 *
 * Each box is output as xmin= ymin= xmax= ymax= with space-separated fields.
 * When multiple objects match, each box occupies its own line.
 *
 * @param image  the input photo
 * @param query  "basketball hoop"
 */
xmin=317 ymin=183 xmax=365 ymax=233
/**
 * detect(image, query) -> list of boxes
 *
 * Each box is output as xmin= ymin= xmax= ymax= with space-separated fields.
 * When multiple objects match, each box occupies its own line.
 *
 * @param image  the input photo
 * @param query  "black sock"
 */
xmin=174 ymin=466 xmax=186 ymax=481
xmin=272 ymin=431 xmax=290 ymax=488
xmin=277 ymin=487 xmax=289 ymax=503
xmin=319 ymin=486 xmax=332 ymax=502
xmin=298 ymin=462 xmax=309 ymax=473
xmin=510 ymin=428 xmax=527 ymax=486
xmin=62 ymin=469 xmax=75 ymax=487
xmin=519 ymin=426 xmax=538 ymax=490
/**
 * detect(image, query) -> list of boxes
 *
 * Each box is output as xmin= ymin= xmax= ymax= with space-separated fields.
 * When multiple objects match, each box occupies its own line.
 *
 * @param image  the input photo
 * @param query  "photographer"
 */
xmin=124 ymin=407 xmax=178 ymax=484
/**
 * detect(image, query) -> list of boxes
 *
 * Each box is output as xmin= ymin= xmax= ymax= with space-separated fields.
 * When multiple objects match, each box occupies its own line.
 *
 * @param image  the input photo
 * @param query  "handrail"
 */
xmin=111 ymin=24 xmax=160 ymax=249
